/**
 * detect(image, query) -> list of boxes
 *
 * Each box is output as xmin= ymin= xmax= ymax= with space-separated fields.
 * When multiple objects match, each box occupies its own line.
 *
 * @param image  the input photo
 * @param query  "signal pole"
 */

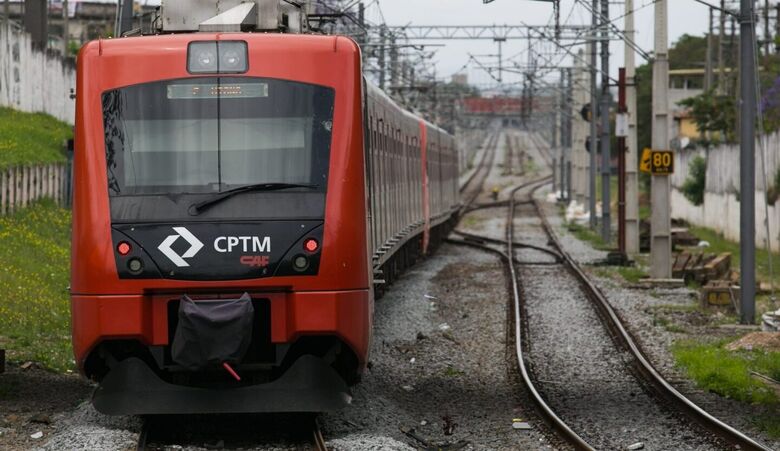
xmin=589 ymin=1 xmax=599 ymax=229
xmin=625 ymin=0 xmax=640 ymax=254
xmin=739 ymin=0 xmax=756 ymax=324
xmin=651 ymin=0 xmax=672 ymax=279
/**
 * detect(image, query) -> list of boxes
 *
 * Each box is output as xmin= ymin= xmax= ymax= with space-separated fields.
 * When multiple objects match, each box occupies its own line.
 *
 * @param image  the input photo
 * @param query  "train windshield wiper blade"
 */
xmin=188 ymin=183 xmax=318 ymax=215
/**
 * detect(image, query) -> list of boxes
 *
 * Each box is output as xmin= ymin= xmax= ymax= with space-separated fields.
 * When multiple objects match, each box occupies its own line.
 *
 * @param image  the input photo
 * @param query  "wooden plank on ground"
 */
xmin=673 ymin=252 xmax=691 ymax=278
xmin=704 ymin=253 xmax=731 ymax=281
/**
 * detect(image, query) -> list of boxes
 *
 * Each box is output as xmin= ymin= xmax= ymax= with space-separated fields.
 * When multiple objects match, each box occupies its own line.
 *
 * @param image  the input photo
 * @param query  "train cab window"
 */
xmin=101 ymin=77 xmax=335 ymax=221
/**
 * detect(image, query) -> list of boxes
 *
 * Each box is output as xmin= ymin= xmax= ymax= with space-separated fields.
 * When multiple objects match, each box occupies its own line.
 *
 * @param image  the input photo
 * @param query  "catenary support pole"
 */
xmin=600 ymin=0 xmax=611 ymax=242
xmin=739 ymin=0 xmax=756 ymax=324
xmin=618 ymin=67 xmax=627 ymax=255
xmin=718 ymin=0 xmax=726 ymax=94
xmin=651 ymin=0 xmax=672 ymax=279
xmin=589 ymin=2 xmax=599 ymax=229
xmin=706 ymin=7 xmax=714 ymax=91
xmin=625 ymin=0 xmax=640 ymax=255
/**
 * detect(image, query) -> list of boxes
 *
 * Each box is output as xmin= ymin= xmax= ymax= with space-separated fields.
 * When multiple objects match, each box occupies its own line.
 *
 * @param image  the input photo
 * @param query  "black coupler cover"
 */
xmin=172 ymin=293 xmax=254 ymax=371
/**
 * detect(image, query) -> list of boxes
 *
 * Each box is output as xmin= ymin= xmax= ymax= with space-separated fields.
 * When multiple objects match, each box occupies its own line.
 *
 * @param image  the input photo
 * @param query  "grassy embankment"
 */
xmin=0 ymin=107 xmax=70 ymax=170
xmin=0 ymin=107 xmax=72 ymax=371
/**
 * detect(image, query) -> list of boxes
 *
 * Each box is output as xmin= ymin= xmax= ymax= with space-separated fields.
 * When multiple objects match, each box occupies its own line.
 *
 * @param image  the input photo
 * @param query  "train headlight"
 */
xmin=127 ymin=258 xmax=144 ymax=275
xmin=188 ymin=41 xmax=247 ymax=74
xmin=292 ymin=255 xmax=309 ymax=272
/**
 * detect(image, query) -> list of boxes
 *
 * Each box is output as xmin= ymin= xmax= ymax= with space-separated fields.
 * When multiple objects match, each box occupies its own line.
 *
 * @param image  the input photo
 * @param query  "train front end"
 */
xmin=70 ymin=33 xmax=370 ymax=415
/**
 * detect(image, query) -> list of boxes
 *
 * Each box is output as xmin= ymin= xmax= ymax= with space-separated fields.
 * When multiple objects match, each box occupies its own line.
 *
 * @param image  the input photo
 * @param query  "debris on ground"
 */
xmin=511 ymin=419 xmax=532 ymax=430
xmin=30 ymin=431 xmax=43 ymax=439
xmin=672 ymin=252 xmax=732 ymax=284
xmin=29 ymin=413 xmax=52 ymax=425
xmin=565 ymin=200 xmax=593 ymax=225
xmin=626 ymin=442 xmax=645 ymax=450
xmin=725 ymin=332 xmax=780 ymax=352
xmin=763 ymin=309 xmax=780 ymax=332
xmin=442 ymin=415 xmax=457 ymax=436
xmin=19 ymin=361 xmax=33 ymax=370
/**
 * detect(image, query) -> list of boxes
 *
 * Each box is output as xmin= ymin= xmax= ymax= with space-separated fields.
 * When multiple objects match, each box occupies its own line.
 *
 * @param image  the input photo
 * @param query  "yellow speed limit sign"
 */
xmin=640 ymin=148 xmax=674 ymax=175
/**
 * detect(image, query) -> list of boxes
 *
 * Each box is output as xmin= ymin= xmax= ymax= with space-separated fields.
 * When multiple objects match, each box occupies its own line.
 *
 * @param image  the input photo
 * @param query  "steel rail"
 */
xmin=531 ymin=198 xmax=772 ymax=451
xmin=459 ymin=132 xmax=498 ymax=195
xmin=451 ymin=132 xmax=593 ymax=450
xmin=136 ymin=417 xmax=152 ymax=451
xmin=506 ymin=179 xmax=595 ymax=451
xmin=311 ymin=418 xmax=328 ymax=451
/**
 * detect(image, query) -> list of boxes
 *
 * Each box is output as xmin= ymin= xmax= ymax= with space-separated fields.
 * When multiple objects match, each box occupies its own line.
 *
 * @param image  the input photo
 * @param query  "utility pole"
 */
xmin=651 ymin=0 xmax=671 ymax=279
xmin=739 ymin=0 xmax=756 ymax=324
xmin=3 ymin=0 xmax=8 ymax=25
xmin=577 ymin=49 xmax=588 ymax=207
xmin=62 ymin=0 xmax=69 ymax=56
xmin=599 ymin=0 xmax=611 ymax=242
xmin=566 ymin=68 xmax=574 ymax=202
xmin=115 ymin=0 xmax=133 ymax=37
xmin=560 ymin=68 xmax=568 ymax=200
xmin=390 ymin=35 xmax=399 ymax=88
xmin=718 ymin=0 xmax=726 ymax=94
xmin=24 ymin=0 xmax=47 ymax=49
xmin=706 ymin=7 xmax=714 ymax=91
xmin=495 ymin=37 xmax=506 ymax=83
xmin=618 ymin=67 xmax=627 ymax=255
xmin=378 ymin=26 xmax=386 ymax=90
xmin=589 ymin=1 xmax=599 ymax=229
xmin=625 ymin=0 xmax=640 ymax=255
xmin=764 ymin=0 xmax=770 ymax=57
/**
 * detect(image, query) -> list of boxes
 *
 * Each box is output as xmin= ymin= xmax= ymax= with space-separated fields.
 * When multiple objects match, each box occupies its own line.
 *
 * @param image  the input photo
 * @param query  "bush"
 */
xmin=681 ymin=155 xmax=707 ymax=206
xmin=767 ymin=167 xmax=780 ymax=206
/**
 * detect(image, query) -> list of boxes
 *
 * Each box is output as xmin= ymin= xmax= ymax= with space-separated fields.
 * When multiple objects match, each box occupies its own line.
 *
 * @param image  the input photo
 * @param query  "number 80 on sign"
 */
xmin=640 ymin=149 xmax=674 ymax=175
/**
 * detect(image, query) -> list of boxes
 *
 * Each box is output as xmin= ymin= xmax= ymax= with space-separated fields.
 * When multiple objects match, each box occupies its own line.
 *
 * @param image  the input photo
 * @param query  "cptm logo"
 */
xmin=158 ymin=227 xmax=204 ymax=267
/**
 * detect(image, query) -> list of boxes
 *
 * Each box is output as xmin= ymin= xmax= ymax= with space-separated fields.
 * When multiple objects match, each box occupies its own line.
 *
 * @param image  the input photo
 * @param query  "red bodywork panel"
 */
xmin=71 ymin=33 xmax=371 ymax=370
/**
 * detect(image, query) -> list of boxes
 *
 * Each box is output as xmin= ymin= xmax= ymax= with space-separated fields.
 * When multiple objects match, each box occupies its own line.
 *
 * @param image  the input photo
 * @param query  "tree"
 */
xmin=678 ymin=90 xmax=736 ymax=142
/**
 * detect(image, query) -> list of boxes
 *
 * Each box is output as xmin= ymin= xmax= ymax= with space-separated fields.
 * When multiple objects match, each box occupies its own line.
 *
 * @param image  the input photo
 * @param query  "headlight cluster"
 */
xmin=188 ymin=41 xmax=248 ymax=74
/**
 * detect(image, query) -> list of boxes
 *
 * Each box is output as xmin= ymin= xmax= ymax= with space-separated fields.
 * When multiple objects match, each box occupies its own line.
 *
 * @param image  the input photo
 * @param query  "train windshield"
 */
xmin=101 ymin=77 xmax=334 ymax=221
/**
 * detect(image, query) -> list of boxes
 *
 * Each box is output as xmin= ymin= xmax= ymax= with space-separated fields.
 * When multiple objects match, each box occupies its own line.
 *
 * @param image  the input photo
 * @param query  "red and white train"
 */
xmin=70 ymin=12 xmax=459 ymax=415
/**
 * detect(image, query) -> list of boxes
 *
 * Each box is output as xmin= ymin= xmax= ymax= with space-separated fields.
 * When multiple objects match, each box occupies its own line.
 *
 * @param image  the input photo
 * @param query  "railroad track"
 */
xmin=449 ymin=130 xmax=770 ymax=450
xmin=136 ymin=414 xmax=328 ymax=450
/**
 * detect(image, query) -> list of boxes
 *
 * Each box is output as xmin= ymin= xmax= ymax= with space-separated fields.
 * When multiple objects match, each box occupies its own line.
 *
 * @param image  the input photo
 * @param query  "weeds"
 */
xmin=0 ymin=200 xmax=72 ymax=371
xmin=672 ymin=339 xmax=780 ymax=405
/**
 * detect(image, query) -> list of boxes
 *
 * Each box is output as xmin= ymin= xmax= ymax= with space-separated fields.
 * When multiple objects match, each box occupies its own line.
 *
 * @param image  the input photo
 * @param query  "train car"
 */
xmin=70 ymin=4 xmax=459 ymax=416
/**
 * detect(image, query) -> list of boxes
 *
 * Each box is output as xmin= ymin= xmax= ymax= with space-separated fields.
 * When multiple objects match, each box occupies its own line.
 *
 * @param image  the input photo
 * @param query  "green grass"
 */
xmin=672 ymin=338 xmax=779 ymax=407
xmin=0 ymin=107 xmax=71 ymax=170
xmin=617 ymin=266 xmax=647 ymax=283
xmin=567 ymin=222 xmax=610 ymax=251
xmin=0 ymin=200 xmax=72 ymax=371
xmin=443 ymin=366 xmax=465 ymax=377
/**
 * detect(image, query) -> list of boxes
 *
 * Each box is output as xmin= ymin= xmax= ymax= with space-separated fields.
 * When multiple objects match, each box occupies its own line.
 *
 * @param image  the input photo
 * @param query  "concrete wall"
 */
xmin=671 ymin=135 xmax=780 ymax=252
xmin=0 ymin=22 xmax=76 ymax=124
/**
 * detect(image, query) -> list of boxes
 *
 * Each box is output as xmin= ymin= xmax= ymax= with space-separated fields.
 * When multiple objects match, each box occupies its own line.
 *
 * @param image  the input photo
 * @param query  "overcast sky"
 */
xmin=92 ymin=0 xmax=716 ymax=87
xmin=374 ymin=0 xmax=713 ymax=88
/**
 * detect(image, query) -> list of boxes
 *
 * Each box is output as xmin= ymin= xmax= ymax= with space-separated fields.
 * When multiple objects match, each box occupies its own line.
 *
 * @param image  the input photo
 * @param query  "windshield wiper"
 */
xmin=188 ymin=183 xmax=318 ymax=215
